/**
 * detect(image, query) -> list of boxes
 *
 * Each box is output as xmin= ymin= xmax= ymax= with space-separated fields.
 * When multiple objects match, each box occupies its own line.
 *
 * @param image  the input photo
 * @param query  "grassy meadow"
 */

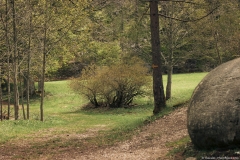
xmin=0 ymin=72 xmax=207 ymax=146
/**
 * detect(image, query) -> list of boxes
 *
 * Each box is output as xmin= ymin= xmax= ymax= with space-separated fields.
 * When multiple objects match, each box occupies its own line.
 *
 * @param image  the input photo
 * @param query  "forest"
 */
xmin=0 ymin=0 xmax=240 ymax=159
xmin=0 ymin=0 xmax=240 ymax=119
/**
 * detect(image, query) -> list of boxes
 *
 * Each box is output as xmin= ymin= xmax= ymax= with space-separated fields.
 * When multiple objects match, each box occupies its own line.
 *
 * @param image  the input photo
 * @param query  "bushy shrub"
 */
xmin=69 ymin=57 xmax=148 ymax=108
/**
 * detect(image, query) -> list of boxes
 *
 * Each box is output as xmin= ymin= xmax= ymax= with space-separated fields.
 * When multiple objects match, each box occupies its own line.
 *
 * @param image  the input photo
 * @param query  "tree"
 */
xmin=160 ymin=1 xmax=191 ymax=100
xmin=212 ymin=0 xmax=240 ymax=61
xmin=2 ymin=0 xmax=12 ymax=119
xmin=150 ymin=0 xmax=166 ymax=114
xmin=0 ymin=65 xmax=2 ymax=121
xmin=189 ymin=0 xmax=240 ymax=69
xmin=36 ymin=0 xmax=90 ymax=121
xmin=26 ymin=0 xmax=33 ymax=120
xmin=11 ymin=0 xmax=19 ymax=120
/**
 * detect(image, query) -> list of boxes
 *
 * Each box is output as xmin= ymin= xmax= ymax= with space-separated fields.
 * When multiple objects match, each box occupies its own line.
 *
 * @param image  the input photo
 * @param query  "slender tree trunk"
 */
xmin=166 ymin=1 xmax=174 ymax=101
xmin=40 ymin=1 xmax=48 ymax=121
xmin=38 ymin=76 xmax=43 ymax=92
xmin=214 ymin=30 xmax=222 ymax=64
xmin=209 ymin=3 xmax=222 ymax=65
xmin=11 ymin=0 xmax=19 ymax=120
xmin=19 ymin=74 xmax=26 ymax=120
xmin=24 ymin=75 xmax=35 ymax=96
xmin=166 ymin=65 xmax=173 ymax=100
xmin=40 ymin=45 xmax=46 ymax=121
xmin=5 ymin=0 xmax=11 ymax=119
xmin=0 ymin=66 xmax=2 ymax=121
xmin=26 ymin=71 xmax=30 ymax=119
xmin=27 ymin=0 xmax=32 ymax=119
xmin=120 ymin=1 xmax=124 ymax=52
xmin=134 ymin=0 xmax=139 ymax=52
xmin=150 ymin=0 xmax=166 ymax=114
xmin=7 ymin=56 xmax=11 ymax=120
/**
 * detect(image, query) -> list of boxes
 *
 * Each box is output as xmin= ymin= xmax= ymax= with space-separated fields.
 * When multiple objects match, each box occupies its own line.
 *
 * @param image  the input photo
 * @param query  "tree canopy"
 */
xmin=0 ymin=0 xmax=239 ymax=119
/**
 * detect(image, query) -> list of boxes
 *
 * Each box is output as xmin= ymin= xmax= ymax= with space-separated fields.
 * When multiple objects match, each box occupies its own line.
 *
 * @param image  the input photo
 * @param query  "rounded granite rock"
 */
xmin=187 ymin=58 xmax=240 ymax=149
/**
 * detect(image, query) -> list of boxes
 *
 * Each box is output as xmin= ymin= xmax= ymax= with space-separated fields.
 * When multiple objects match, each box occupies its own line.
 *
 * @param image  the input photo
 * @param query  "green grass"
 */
xmin=163 ymin=72 xmax=207 ymax=106
xmin=0 ymin=72 xmax=207 ymax=146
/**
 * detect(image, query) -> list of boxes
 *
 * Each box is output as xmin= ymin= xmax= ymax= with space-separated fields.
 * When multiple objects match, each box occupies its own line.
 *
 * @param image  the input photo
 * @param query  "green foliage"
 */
xmin=0 ymin=0 xmax=240 ymax=84
xmin=80 ymin=41 xmax=121 ymax=66
xmin=69 ymin=57 xmax=149 ymax=108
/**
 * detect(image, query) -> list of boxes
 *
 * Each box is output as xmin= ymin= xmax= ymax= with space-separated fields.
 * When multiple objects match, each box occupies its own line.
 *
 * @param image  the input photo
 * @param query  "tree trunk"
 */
xmin=11 ymin=0 xmax=19 ymax=120
xmin=166 ymin=1 xmax=174 ymax=101
xmin=27 ymin=0 xmax=32 ymax=119
xmin=150 ymin=0 xmax=166 ymax=114
xmin=166 ymin=65 xmax=173 ymax=100
xmin=40 ymin=1 xmax=48 ymax=121
xmin=0 ymin=66 xmax=3 ymax=121
xmin=24 ymin=75 xmax=35 ymax=97
xmin=5 ymin=0 xmax=11 ymax=119
xmin=214 ymin=30 xmax=222 ymax=65
xmin=38 ymin=76 xmax=43 ymax=92
xmin=20 ymin=74 xmax=26 ymax=120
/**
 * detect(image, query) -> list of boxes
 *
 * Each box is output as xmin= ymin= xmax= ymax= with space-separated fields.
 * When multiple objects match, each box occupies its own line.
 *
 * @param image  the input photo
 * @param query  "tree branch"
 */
xmin=169 ymin=5 xmax=219 ymax=22
xmin=140 ymin=0 xmax=209 ymax=6
xmin=69 ymin=0 xmax=77 ymax=6
xmin=145 ymin=5 xmax=220 ymax=22
xmin=141 ymin=0 xmax=200 ymax=4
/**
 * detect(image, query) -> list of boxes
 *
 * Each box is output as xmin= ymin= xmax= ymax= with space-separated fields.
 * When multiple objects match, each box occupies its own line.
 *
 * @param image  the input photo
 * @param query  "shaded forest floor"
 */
xmin=0 ymin=106 xmax=188 ymax=160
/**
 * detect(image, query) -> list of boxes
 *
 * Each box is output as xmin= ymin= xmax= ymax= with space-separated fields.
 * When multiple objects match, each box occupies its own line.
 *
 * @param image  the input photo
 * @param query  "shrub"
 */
xmin=69 ymin=57 xmax=148 ymax=108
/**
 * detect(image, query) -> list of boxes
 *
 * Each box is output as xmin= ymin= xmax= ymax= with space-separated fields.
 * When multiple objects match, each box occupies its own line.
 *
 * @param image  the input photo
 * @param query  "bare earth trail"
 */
xmin=0 ymin=106 xmax=188 ymax=160
xmin=74 ymin=106 xmax=188 ymax=160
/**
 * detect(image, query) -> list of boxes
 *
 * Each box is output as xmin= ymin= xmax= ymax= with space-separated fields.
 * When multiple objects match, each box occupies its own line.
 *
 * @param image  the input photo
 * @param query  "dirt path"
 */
xmin=59 ymin=106 xmax=188 ymax=160
xmin=0 ymin=106 xmax=188 ymax=160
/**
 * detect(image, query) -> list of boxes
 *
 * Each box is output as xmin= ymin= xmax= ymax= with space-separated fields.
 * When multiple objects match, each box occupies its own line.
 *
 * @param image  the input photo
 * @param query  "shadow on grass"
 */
xmin=64 ymin=99 xmax=188 ymax=118
xmin=64 ymin=102 xmax=154 ymax=115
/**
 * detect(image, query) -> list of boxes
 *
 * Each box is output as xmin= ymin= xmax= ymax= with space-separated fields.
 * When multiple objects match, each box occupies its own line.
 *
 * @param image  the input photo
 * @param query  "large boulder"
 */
xmin=187 ymin=58 xmax=240 ymax=149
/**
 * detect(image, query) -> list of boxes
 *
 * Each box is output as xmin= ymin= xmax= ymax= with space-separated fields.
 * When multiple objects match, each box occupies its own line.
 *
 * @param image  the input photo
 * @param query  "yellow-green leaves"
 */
xmin=69 ymin=57 xmax=149 ymax=108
